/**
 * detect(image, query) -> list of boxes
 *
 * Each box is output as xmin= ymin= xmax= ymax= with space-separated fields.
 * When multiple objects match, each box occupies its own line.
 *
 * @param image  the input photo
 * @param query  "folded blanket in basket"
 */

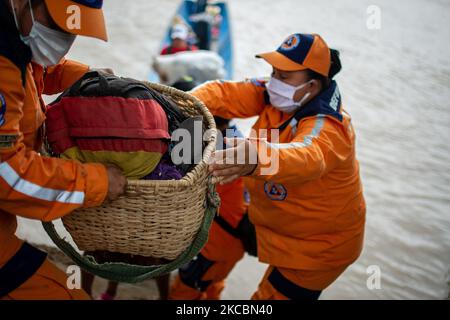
xmin=46 ymin=72 xmax=171 ymax=179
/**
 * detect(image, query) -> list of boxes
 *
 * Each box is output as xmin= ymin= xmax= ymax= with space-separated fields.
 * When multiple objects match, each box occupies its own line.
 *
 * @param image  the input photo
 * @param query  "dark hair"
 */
xmin=307 ymin=48 xmax=342 ymax=89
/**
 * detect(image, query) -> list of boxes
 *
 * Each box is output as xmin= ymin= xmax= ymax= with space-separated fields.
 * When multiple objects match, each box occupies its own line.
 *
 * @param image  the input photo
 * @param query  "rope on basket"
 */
xmin=42 ymin=177 xmax=220 ymax=283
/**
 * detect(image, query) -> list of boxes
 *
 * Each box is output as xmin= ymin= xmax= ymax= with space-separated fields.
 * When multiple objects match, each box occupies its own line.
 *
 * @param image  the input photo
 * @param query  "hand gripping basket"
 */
xmin=43 ymin=82 xmax=220 ymax=283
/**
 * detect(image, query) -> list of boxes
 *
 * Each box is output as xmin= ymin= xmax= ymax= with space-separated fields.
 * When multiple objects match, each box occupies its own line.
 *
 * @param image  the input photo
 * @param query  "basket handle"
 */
xmin=210 ymin=175 xmax=224 ymax=185
xmin=41 ymin=201 xmax=218 ymax=283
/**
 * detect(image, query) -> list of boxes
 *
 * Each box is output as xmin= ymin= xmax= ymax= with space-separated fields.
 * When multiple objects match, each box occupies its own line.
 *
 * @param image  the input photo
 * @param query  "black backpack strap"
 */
xmin=58 ymin=72 xmax=188 ymax=134
xmin=123 ymin=79 xmax=187 ymax=124
xmin=68 ymin=71 xmax=109 ymax=96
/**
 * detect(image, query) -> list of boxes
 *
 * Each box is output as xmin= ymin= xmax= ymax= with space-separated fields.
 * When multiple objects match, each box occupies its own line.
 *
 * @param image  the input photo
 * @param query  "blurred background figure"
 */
xmin=160 ymin=23 xmax=198 ymax=55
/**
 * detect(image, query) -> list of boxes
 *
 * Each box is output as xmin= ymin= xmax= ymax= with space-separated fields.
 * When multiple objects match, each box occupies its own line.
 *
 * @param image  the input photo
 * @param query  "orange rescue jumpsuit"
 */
xmin=191 ymin=78 xmax=366 ymax=300
xmin=169 ymin=174 xmax=248 ymax=300
xmin=0 ymin=53 xmax=109 ymax=299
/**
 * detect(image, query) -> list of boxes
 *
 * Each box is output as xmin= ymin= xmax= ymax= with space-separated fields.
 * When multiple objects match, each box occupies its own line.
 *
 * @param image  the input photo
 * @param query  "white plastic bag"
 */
xmin=153 ymin=50 xmax=225 ymax=85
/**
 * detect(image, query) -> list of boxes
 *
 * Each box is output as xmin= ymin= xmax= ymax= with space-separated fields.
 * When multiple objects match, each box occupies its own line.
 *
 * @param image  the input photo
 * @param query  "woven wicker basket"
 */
xmin=59 ymin=82 xmax=217 ymax=261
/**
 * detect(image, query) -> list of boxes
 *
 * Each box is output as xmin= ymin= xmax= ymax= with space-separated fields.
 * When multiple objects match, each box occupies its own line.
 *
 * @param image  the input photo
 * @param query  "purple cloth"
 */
xmin=143 ymin=161 xmax=183 ymax=180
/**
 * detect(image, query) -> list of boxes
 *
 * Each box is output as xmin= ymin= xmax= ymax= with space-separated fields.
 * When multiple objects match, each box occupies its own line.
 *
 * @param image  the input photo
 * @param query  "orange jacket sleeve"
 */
xmin=252 ymin=115 xmax=353 ymax=184
xmin=0 ymin=56 xmax=108 ymax=222
xmin=43 ymin=58 xmax=89 ymax=95
xmin=191 ymin=80 xmax=266 ymax=119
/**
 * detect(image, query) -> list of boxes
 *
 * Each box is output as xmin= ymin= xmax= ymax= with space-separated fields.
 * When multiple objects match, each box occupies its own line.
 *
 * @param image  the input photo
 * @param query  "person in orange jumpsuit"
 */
xmin=191 ymin=33 xmax=366 ymax=300
xmin=169 ymin=116 xmax=250 ymax=300
xmin=0 ymin=0 xmax=127 ymax=300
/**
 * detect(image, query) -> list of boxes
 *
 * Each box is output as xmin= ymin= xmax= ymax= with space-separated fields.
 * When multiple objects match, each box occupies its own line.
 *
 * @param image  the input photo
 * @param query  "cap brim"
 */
xmin=44 ymin=0 xmax=108 ymax=41
xmin=255 ymin=51 xmax=307 ymax=72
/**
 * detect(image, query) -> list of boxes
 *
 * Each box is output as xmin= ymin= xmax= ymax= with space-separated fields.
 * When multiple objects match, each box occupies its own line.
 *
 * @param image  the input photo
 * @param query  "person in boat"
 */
xmin=0 ymin=0 xmax=127 ymax=300
xmin=160 ymin=23 xmax=198 ymax=55
xmin=190 ymin=33 xmax=366 ymax=300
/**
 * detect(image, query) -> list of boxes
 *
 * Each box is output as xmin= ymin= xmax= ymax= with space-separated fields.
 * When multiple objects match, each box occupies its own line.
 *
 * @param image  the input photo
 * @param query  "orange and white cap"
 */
xmin=44 ymin=0 xmax=107 ymax=41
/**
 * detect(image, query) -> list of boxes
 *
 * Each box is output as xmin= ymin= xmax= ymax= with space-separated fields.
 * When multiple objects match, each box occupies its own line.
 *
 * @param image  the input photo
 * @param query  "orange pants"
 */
xmin=169 ymin=221 xmax=345 ymax=300
xmin=1 ymin=258 xmax=90 ymax=300
xmin=169 ymin=221 xmax=245 ymax=300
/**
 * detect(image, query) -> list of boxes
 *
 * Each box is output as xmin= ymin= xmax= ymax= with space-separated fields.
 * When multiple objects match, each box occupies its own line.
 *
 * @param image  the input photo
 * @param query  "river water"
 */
xmin=17 ymin=0 xmax=450 ymax=299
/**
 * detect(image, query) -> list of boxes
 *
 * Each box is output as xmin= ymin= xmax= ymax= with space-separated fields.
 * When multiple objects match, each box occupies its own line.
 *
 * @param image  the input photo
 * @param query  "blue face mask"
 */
xmin=10 ymin=0 xmax=76 ymax=67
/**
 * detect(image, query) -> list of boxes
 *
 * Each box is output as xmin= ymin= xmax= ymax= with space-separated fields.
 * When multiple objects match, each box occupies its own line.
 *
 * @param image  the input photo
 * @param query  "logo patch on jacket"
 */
xmin=0 ymin=93 xmax=6 ymax=127
xmin=264 ymin=181 xmax=287 ymax=201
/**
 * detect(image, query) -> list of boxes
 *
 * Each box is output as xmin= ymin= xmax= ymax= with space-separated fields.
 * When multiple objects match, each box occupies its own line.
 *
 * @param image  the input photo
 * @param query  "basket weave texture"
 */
xmin=61 ymin=82 xmax=217 ymax=260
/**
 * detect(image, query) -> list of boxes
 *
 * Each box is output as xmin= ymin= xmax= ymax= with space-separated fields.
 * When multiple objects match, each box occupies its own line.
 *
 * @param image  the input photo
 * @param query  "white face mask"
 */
xmin=266 ymin=76 xmax=312 ymax=113
xmin=10 ymin=0 xmax=76 ymax=67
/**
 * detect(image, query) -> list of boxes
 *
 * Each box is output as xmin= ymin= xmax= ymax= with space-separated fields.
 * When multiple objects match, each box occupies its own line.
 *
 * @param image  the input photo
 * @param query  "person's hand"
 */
xmin=105 ymin=165 xmax=127 ymax=202
xmin=89 ymin=67 xmax=114 ymax=75
xmin=209 ymin=138 xmax=258 ymax=185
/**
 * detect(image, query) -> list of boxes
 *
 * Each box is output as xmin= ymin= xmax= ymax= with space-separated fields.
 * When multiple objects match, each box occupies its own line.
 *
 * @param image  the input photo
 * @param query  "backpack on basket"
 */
xmin=46 ymin=71 xmax=198 ymax=179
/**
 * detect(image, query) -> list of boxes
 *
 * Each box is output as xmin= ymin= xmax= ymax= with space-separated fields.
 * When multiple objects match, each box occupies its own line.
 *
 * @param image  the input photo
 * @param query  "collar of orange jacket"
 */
xmin=300 ymin=80 xmax=343 ymax=122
